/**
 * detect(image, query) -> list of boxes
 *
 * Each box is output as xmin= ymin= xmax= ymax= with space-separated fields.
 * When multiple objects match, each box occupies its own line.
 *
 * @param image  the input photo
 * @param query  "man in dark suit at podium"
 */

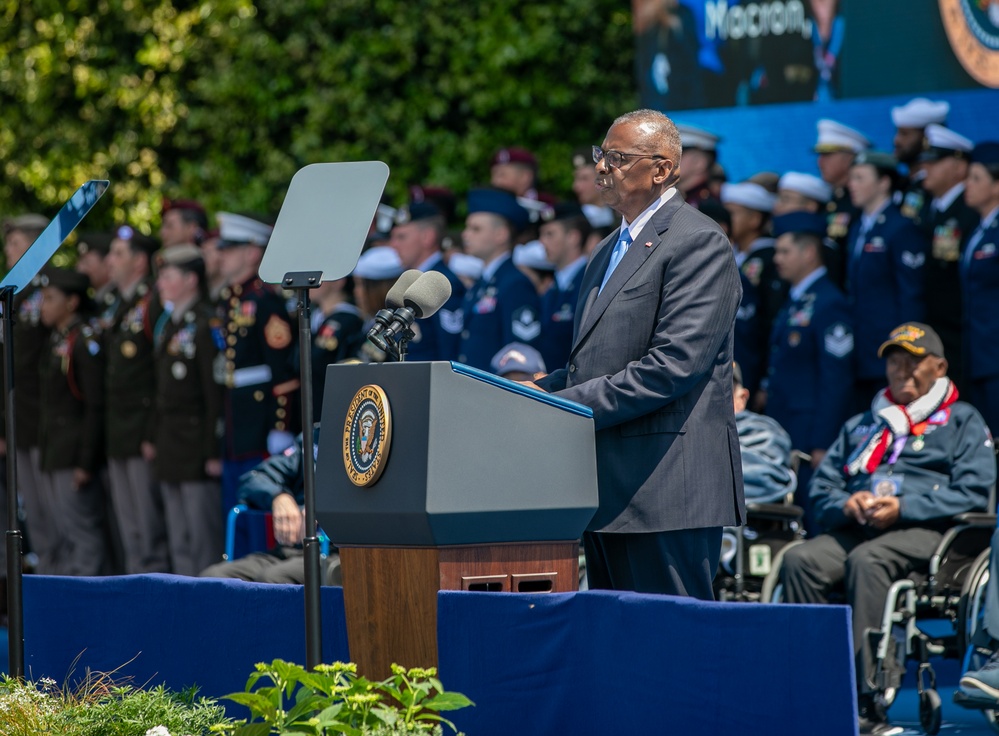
xmin=530 ymin=109 xmax=745 ymax=600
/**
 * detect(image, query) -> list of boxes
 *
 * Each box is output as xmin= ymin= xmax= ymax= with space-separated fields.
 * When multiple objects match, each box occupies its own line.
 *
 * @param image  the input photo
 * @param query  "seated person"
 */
xmin=491 ymin=342 xmax=546 ymax=382
xmin=958 ymin=526 xmax=999 ymax=702
xmin=200 ymin=426 xmax=341 ymax=585
xmin=780 ymin=323 xmax=996 ymax=736
xmin=733 ymin=361 xmax=795 ymax=504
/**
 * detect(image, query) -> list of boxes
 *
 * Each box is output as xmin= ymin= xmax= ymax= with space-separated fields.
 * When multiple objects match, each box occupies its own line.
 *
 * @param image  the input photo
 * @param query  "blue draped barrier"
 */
xmin=437 ymin=590 xmax=857 ymax=736
xmin=22 ymin=574 xmax=349 ymax=706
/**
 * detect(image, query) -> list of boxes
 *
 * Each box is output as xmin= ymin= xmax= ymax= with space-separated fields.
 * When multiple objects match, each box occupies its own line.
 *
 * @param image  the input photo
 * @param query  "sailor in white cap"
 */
xmin=216 ymin=211 xmax=299 ymax=516
xmin=351 ymin=246 xmax=405 ymax=365
xmin=917 ymin=124 xmax=980 ymax=388
xmin=891 ymin=98 xmax=950 ymax=167
xmin=721 ymin=181 xmax=787 ymax=383
xmin=814 ymin=119 xmax=871 ymax=280
xmin=512 ymin=240 xmax=556 ymax=296
xmin=676 ymin=123 xmax=721 ymax=210
xmin=447 ymin=252 xmax=485 ymax=289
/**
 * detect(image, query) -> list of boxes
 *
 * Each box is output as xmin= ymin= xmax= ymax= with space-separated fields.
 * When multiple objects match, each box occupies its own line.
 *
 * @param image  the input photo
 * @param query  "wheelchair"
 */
xmin=714 ymin=451 xmax=807 ymax=602
xmin=767 ymin=510 xmax=997 ymax=735
xmin=952 ymin=537 xmax=999 ymax=732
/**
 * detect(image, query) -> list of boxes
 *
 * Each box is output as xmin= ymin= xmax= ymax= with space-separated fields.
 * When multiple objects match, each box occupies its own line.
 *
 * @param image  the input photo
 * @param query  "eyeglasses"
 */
xmin=592 ymin=145 xmax=666 ymax=170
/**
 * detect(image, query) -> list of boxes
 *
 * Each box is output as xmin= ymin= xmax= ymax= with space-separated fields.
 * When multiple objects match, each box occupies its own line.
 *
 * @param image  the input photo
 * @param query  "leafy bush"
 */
xmin=219 ymin=659 xmax=473 ymax=736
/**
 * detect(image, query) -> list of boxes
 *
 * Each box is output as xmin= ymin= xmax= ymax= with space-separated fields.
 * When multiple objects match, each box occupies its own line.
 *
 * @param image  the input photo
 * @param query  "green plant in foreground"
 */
xmin=219 ymin=659 xmax=473 ymax=736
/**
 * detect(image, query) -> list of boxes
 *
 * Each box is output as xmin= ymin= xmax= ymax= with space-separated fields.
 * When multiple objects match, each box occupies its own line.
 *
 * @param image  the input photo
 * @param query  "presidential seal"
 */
xmin=940 ymin=0 xmax=999 ymax=87
xmin=343 ymin=384 xmax=392 ymax=487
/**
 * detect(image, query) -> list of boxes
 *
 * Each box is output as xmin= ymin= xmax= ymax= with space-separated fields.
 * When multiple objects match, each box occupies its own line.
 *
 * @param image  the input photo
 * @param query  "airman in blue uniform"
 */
xmin=388 ymin=201 xmax=465 ymax=361
xmin=538 ymin=202 xmax=590 ymax=372
xmin=961 ymin=142 xmax=999 ymax=436
xmin=845 ymin=151 xmax=930 ymax=409
xmin=766 ymin=212 xmax=855 ymax=525
xmin=458 ymin=188 xmax=541 ymax=371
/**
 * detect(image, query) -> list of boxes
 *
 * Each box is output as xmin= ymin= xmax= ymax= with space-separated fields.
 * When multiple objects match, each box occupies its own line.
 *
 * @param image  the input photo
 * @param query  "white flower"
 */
xmin=145 ymin=727 xmax=172 ymax=736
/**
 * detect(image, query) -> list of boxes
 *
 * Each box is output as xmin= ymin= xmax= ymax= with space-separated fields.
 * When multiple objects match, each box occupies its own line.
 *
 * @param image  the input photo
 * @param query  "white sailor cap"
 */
xmin=447 ymin=252 xmax=485 ymax=281
xmin=512 ymin=240 xmax=555 ymax=272
xmin=814 ymin=119 xmax=871 ymax=154
xmin=676 ymin=124 xmax=720 ymax=152
xmin=720 ymin=182 xmax=777 ymax=213
xmin=778 ymin=172 xmax=833 ymax=203
xmin=891 ymin=98 xmax=950 ymax=129
xmin=216 ymin=212 xmax=273 ymax=248
xmin=919 ymin=123 xmax=974 ymax=162
xmin=352 ymin=246 xmax=404 ymax=280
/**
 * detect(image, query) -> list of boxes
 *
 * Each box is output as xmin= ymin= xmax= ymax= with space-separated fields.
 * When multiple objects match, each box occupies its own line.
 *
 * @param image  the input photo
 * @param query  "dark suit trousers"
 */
xmin=583 ymin=527 xmax=722 ymax=600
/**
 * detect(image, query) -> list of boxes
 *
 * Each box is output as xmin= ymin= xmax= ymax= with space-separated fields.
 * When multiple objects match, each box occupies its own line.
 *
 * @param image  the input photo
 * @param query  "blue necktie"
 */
xmin=599 ymin=229 xmax=633 ymax=294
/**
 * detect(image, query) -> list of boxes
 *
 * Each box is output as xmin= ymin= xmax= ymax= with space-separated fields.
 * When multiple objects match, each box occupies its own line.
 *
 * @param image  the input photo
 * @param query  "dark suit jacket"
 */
xmin=537 ymin=193 xmax=745 ymax=533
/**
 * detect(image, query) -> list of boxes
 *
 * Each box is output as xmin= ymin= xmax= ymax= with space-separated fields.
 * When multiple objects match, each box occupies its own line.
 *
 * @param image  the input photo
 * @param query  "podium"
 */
xmin=316 ymin=361 xmax=598 ymax=677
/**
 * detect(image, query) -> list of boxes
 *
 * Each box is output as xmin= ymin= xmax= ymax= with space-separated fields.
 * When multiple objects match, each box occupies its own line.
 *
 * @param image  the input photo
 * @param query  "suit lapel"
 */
xmin=574 ymin=195 xmax=682 ymax=348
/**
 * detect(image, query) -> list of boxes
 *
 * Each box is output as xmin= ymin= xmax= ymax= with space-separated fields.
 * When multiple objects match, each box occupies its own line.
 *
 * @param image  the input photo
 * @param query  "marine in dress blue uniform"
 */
xmin=538 ymin=202 xmax=590 ymax=372
xmin=961 ymin=142 xmax=999 ymax=436
xmin=845 ymin=151 xmax=930 ymax=409
xmin=388 ymin=201 xmax=465 ymax=362
xmin=458 ymin=188 xmax=541 ymax=371
xmin=215 ymin=213 xmax=299 ymax=515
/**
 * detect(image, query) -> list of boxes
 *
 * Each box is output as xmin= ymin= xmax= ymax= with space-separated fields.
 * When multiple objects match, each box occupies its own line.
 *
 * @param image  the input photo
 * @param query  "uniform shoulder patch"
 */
xmin=824 ymin=322 xmax=853 ymax=358
xmin=264 ymin=314 xmax=292 ymax=349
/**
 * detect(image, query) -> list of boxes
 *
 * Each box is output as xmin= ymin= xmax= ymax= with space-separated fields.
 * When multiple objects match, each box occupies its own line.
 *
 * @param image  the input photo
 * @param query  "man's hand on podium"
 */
xmin=514 ymin=372 xmax=548 ymax=391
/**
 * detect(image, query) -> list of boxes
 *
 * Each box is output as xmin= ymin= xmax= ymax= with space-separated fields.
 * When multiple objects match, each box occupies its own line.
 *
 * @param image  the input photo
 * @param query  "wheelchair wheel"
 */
xmin=760 ymin=539 xmax=806 ymax=603
xmin=920 ymin=688 xmax=942 ymax=735
xmin=958 ymin=548 xmax=992 ymax=654
xmin=985 ymin=708 xmax=999 ymax=734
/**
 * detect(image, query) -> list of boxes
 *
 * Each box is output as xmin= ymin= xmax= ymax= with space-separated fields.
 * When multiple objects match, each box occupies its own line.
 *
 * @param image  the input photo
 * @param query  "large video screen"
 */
xmin=634 ymin=0 xmax=998 ymax=111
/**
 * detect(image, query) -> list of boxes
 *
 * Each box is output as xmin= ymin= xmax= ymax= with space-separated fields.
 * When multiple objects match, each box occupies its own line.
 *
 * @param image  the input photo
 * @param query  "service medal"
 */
xmin=121 ymin=340 xmax=137 ymax=358
xmin=171 ymin=361 xmax=188 ymax=380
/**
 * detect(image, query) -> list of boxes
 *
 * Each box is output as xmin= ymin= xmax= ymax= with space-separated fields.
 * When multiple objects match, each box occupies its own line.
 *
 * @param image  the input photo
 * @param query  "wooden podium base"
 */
xmin=340 ymin=541 xmax=578 ymax=678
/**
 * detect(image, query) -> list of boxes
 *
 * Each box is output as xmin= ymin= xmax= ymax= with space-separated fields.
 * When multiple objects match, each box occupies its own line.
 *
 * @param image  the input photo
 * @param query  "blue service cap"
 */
xmin=772 ymin=211 xmax=828 ymax=238
xmin=467 ymin=188 xmax=530 ymax=233
xmin=490 ymin=342 xmax=547 ymax=378
xmin=972 ymin=142 xmax=999 ymax=169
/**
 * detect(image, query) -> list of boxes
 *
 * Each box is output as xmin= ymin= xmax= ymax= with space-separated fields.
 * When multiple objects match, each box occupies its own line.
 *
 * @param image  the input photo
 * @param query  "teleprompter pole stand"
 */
xmin=283 ymin=270 xmax=323 ymax=671
xmin=3 ymin=286 xmax=24 ymax=678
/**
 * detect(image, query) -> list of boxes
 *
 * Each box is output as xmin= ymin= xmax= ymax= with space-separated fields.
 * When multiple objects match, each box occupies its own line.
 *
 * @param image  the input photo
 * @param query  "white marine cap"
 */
xmin=217 ymin=212 xmax=273 ymax=247
xmin=513 ymin=240 xmax=555 ymax=271
xmin=447 ymin=252 xmax=485 ymax=281
xmin=777 ymin=171 xmax=833 ymax=203
xmin=813 ymin=119 xmax=871 ymax=154
xmin=919 ymin=123 xmax=974 ymax=162
xmin=352 ymin=245 xmax=404 ymax=280
xmin=720 ymin=182 xmax=777 ymax=213
xmin=891 ymin=98 xmax=950 ymax=129
xmin=676 ymin=123 xmax=720 ymax=152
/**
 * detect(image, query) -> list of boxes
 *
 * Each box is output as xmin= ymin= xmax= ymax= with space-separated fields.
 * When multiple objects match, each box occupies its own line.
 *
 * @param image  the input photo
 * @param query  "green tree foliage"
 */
xmin=0 ymin=0 xmax=635 ymax=231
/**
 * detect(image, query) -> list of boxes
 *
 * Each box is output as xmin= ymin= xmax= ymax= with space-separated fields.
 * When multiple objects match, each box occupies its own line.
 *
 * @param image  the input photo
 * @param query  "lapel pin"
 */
xmin=645 ymin=241 xmax=653 ymax=248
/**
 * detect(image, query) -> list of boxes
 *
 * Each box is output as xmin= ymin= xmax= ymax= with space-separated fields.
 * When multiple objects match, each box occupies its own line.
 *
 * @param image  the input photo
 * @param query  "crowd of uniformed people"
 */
xmin=0 ymin=98 xmax=998 ymax=619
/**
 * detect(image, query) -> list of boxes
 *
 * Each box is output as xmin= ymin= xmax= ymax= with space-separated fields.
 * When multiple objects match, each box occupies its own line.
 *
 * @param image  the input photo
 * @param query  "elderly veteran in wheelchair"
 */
xmin=780 ymin=322 xmax=996 ymax=735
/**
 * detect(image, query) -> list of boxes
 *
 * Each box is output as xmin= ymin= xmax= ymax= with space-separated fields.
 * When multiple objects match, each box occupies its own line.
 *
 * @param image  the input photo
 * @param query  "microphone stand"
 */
xmin=3 ymin=286 xmax=24 ymax=678
xmin=282 ymin=270 xmax=323 ymax=671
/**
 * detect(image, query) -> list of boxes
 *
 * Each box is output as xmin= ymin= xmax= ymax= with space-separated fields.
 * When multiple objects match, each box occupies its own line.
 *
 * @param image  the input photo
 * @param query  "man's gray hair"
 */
xmin=612 ymin=109 xmax=682 ymax=164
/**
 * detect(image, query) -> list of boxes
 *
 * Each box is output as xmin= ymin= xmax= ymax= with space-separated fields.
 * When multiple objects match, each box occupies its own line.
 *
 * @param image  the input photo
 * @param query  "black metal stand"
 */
xmin=3 ymin=286 xmax=24 ymax=678
xmin=283 ymin=271 xmax=323 ymax=671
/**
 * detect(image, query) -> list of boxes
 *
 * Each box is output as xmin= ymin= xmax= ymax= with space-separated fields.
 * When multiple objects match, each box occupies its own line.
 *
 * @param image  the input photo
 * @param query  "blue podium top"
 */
xmin=449 ymin=361 xmax=593 ymax=419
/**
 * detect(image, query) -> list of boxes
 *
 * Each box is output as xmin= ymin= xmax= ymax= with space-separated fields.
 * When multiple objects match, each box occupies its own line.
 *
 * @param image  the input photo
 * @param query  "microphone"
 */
xmin=366 ymin=271 xmax=453 ymax=356
xmin=367 ymin=269 xmax=423 ymax=347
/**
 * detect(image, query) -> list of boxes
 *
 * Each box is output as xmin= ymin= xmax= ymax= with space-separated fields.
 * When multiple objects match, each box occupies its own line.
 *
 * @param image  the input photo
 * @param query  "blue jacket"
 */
xmin=766 ymin=273 xmax=855 ymax=453
xmin=405 ymin=258 xmax=466 ymax=362
xmin=540 ymin=263 xmax=585 ymax=372
xmin=960 ymin=214 xmax=999 ymax=381
xmin=734 ymin=271 xmax=764 ymax=395
xmin=810 ymin=402 xmax=994 ymax=533
xmin=846 ymin=203 xmax=929 ymax=379
xmin=458 ymin=256 xmax=541 ymax=371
